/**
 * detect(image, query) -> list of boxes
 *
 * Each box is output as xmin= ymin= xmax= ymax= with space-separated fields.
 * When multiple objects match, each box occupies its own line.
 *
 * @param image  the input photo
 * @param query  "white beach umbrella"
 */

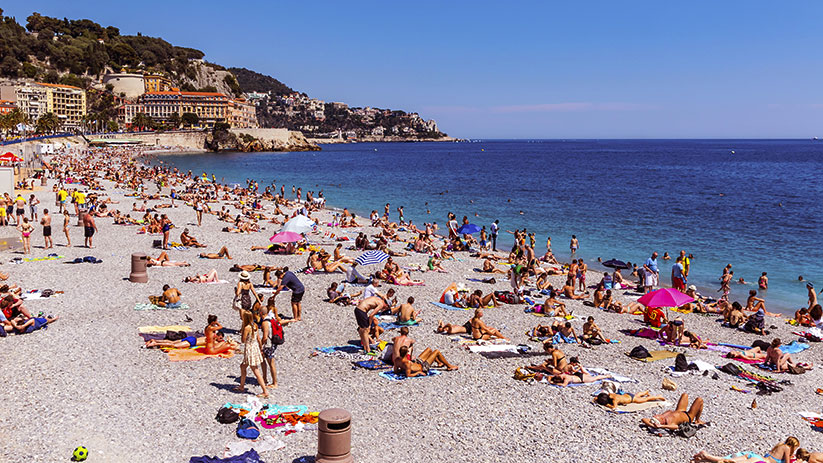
xmin=282 ymin=215 xmax=316 ymax=234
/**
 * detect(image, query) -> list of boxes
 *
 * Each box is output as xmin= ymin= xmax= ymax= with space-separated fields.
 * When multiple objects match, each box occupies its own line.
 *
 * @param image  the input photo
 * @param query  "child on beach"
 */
xmin=234 ymin=309 xmax=268 ymax=398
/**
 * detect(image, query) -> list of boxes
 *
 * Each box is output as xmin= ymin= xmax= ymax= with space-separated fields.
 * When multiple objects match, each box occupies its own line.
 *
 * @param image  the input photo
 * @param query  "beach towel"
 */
xmin=429 ymin=301 xmax=469 ymax=311
xmin=378 ymin=370 xmax=442 ymax=381
xmin=588 ymin=367 xmax=638 ymax=383
xmin=139 ymin=331 xmax=202 ymax=342
xmin=20 ymin=255 xmax=64 ymax=263
xmin=467 ymin=344 xmax=520 ymax=354
xmin=138 ymin=324 xmax=192 ymax=334
xmin=21 ymin=290 xmax=61 ymax=300
xmin=594 ymin=399 xmax=671 ymax=414
xmin=352 ymin=359 xmax=392 ymax=370
xmin=625 ymin=328 xmax=660 ymax=339
xmin=167 ymin=346 xmax=235 ymax=362
xmin=552 ymin=332 xmax=577 ymax=344
xmin=378 ymin=320 xmax=420 ymax=330
xmin=134 ymin=302 xmax=191 ymax=311
xmin=316 ymin=345 xmax=363 ymax=355
xmin=626 ymin=350 xmax=679 ymax=362
xmin=780 ymin=341 xmax=810 ymax=354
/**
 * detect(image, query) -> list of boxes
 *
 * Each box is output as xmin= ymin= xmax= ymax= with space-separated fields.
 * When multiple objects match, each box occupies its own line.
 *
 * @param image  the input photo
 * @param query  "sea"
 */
xmin=161 ymin=139 xmax=823 ymax=315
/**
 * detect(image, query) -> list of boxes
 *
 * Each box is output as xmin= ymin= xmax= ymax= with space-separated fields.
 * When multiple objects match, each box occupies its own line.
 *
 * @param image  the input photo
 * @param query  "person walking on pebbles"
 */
xmin=234 ymin=309 xmax=268 ymax=398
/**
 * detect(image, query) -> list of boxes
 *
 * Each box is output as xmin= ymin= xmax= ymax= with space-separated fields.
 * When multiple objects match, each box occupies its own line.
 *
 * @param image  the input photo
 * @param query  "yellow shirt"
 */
xmin=75 ymin=192 xmax=86 ymax=205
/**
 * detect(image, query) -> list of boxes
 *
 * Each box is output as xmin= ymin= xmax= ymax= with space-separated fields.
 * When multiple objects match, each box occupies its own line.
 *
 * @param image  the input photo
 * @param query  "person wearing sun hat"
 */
xmin=235 ymin=270 xmax=261 ymax=312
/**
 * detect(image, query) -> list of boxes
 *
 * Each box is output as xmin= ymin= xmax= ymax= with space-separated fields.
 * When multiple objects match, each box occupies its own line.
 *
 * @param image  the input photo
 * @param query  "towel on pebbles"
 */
xmin=134 ymin=302 xmax=191 ymax=311
xmin=467 ymin=344 xmax=520 ymax=354
xmin=139 ymin=325 xmax=192 ymax=333
xmin=378 ymin=370 xmax=442 ymax=381
xmin=587 ymin=367 xmax=638 ymax=383
xmin=167 ymin=347 xmax=235 ymax=362
xmin=594 ymin=400 xmax=671 ymax=414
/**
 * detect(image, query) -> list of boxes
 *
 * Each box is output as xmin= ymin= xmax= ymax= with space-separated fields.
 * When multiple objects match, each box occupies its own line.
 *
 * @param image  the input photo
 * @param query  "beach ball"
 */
xmin=72 ymin=446 xmax=88 ymax=461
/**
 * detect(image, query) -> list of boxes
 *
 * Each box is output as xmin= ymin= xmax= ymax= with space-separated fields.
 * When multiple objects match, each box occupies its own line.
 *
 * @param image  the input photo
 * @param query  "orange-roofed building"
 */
xmin=143 ymin=74 xmax=173 ymax=93
xmin=0 ymin=100 xmax=15 ymax=114
xmin=14 ymin=82 xmax=86 ymax=130
xmin=138 ymin=91 xmax=229 ymax=128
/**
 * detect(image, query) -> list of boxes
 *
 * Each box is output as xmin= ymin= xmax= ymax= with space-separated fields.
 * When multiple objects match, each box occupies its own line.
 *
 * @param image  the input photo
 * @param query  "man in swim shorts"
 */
xmin=82 ymin=212 xmax=97 ymax=248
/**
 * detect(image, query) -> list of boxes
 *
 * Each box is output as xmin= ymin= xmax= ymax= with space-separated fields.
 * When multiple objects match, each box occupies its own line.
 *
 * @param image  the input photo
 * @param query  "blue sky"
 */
xmin=4 ymin=1 xmax=823 ymax=138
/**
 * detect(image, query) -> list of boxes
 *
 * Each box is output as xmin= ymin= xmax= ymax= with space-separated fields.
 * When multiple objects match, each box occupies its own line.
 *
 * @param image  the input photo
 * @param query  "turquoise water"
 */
xmin=161 ymin=139 xmax=823 ymax=314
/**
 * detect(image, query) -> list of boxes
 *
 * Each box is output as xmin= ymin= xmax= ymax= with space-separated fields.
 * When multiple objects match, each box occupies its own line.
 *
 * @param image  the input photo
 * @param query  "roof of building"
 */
xmin=144 ymin=91 xmax=228 ymax=98
xmin=35 ymin=82 xmax=83 ymax=90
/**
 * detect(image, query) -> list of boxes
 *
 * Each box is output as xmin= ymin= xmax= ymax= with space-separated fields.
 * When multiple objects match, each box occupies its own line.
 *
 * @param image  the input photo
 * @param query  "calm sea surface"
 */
xmin=162 ymin=139 xmax=823 ymax=314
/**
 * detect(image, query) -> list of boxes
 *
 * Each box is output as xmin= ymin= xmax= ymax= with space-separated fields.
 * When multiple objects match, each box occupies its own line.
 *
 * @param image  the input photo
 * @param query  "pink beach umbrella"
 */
xmin=269 ymin=231 xmax=303 ymax=243
xmin=637 ymin=287 xmax=695 ymax=308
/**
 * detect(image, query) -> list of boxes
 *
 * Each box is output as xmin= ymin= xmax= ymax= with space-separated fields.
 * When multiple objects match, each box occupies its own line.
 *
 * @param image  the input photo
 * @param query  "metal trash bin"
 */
xmin=316 ymin=408 xmax=353 ymax=463
xmin=76 ymin=211 xmax=85 ymax=226
xmin=129 ymin=253 xmax=149 ymax=283
xmin=40 ymin=176 xmax=46 ymax=186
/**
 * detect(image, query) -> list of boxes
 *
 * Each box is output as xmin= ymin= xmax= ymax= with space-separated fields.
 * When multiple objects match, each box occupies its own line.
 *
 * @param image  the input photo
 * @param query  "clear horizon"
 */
xmin=4 ymin=1 xmax=823 ymax=139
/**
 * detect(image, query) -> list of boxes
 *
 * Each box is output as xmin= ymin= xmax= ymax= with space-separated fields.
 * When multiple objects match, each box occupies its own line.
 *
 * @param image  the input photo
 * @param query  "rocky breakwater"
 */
xmin=206 ymin=127 xmax=320 ymax=152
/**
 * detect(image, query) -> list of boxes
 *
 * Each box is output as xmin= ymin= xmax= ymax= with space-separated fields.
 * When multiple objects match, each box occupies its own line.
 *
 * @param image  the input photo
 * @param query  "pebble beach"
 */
xmin=2 ymin=147 xmax=822 ymax=463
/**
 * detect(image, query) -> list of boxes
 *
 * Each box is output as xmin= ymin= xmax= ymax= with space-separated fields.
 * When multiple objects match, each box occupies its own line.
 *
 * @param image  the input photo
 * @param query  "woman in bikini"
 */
xmin=642 ymin=393 xmax=704 ymax=430
xmin=692 ymin=436 xmax=799 ymax=463
xmin=17 ymin=217 xmax=34 ymax=254
xmin=184 ymin=269 xmax=220 ymax=283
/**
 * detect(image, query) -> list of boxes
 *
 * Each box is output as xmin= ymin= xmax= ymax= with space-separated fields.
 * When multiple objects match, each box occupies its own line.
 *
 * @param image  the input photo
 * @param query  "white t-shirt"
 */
xmin=362 ymin=284 xmax=378 ymax=300
xmin=490 ymin=222 xmax=499 ymax=236
xmin=443 ymin=290 xmax=456 ymax=306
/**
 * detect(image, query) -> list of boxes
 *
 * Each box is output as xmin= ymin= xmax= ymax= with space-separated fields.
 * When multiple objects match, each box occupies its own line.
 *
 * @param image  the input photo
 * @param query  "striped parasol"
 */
xmin=355 ymin=250 xmax=389 ymax=266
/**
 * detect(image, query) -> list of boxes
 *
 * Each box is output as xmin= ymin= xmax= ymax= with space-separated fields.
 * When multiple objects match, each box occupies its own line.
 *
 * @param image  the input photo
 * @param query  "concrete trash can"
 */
xmin=129 ymin=253 xmax=149 ymax=283
xmin=40 ymin=176 xmax=47 ymax=186
xmin=76 ymin=211 xmax=85 ymax=227
xmin=316 ymin=408 xmax=353 ymax=463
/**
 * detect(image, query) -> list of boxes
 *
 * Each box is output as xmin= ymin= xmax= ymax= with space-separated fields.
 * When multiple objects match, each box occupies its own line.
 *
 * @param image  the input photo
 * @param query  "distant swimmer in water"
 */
xmin=738 ymin=278 xmax=747 ymax=285
xmin=799 ymin=276 xmax=805 ymax=281
xmin=507 ymin=199 xmax=512 ymax=202
xmin=778 ymin=202 xmax=783 ymax=207
xmin=519 ymin=211 xmax=524 ymax=215
xmin=719 ymin=193 xmax=725 ymax=196
xmin=662 ymin=252 xmax=671 ymax=260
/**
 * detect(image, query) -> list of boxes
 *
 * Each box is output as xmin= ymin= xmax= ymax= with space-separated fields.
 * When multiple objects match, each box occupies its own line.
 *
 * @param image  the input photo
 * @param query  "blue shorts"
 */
xmin=166 ymin=301 xmax=182 ymax=309
xmin=182 ymin=336 xmax=197 ymax=347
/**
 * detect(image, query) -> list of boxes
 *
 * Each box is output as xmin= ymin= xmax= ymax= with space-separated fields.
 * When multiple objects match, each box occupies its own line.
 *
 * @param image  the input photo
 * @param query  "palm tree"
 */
xmin=36 ymin=112 xmax=60 ymax=134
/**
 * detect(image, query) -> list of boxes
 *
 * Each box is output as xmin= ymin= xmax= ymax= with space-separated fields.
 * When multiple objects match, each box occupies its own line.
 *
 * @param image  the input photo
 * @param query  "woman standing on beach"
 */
xmin=63 ymin=210 xmax=71 ymax=247
xmin=235 ymin=271 xmax=261 ymax=311
xmin=17 ymin=217 xmax=33 ymax=254
xmin=234 ymin=309 xmax=268 ymax=398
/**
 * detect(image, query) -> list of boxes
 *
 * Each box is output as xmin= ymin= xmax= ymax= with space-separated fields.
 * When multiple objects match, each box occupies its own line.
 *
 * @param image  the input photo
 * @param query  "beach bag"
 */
xmin=674 ymin=353 xmax=689 ymax=372
xmin=513 ymin=367 xmax=535 ymax=381
xmin=215 ymin=407 xmax=239 ymax=424
xmin=719 ymin=362 xmax=742 ymax=376
xmin=751 ymin=340 xmax=770 ymax=351
xmin=267 ymin=318 xmax=284 ymax=345
xmin=629 ymin=345 xmax=651 ymax=359
xmin=677 ymin=422 xmax=698 ymax=438
xmin=236 ymin=418 xmax=260 ymax=439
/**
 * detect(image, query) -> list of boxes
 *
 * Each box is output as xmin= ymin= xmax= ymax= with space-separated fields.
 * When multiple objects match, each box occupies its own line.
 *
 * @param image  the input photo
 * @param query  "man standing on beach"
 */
xmin=570 ymin=235 xmax=579 ymax=255
xmin=643 ymin=252 xmax=659 ymax=293
xmin=679 ymin=250 xmax=690 ymax=278
xmin=40 ymin=209 xmax=52 ymax=249
xmin=490 ymin=219 xmax=499 ymax=251
xmin=671 ymin=257 xmax=686 ymax=291
xmin=82 ymin=211 xmax=97 ymax=248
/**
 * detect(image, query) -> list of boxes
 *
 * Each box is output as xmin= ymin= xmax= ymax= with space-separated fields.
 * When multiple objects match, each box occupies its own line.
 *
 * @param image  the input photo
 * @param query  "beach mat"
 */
xmin=780 ymin=341 xmax=810 ymax=354
xmin=594 ymin=400 xmax=670 ymax=414
xmin=429 ymin=301 xmax=470 ymax=311
xmin=352 ymin=359 xmax=392 ymax=370
xmin=378 ymin=370 xmax=442 ymax=381
xmin=167 ymin=346 xmax=235 ymax=362
xmin=134 ymin=302 xmax=191 ymax=311
xmin=467 ymin=344 xmax=520 ymax=354
xmin=138 ymin=324 xmax=192 ymax=334
xmin=378 ymin=320 xmax=420 ymax=330
xmin=626 ymin=350 xmax=679 ymax=362
xmin=624 ymin=328 xmax=660 ymax=339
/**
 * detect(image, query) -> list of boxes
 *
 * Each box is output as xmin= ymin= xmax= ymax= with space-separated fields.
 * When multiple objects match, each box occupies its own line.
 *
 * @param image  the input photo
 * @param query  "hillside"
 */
xmin=0 ymin=10 xmax=449 ymax=139
xmin=228 ymin=67 xmax=293 ymax=96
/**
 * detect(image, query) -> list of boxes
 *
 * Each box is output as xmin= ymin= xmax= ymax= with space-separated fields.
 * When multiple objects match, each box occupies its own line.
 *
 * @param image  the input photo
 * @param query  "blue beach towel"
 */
xmin=316 ymin=345 xmax=362 ymax=354
xmin=780 ymin=341 xmax=810 ymax=354
xmin=353 ymin=359 xmax=391 ymax=370
xmin=552 ymin=332 xmax=578 ymax=344
xmin=378 ymin=320 xmax=420 ymax=330
xmin=429 ymin=301 xmax=470 ymax=311
xmin=378 ymin=370 xmax=442 ymax=381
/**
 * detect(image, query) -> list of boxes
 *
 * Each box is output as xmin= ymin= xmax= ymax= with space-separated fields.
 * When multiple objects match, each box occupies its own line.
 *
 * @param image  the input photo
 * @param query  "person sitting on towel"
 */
xmin=392 ymin=345 xmax=458 ymax=377
xmin=392 ymin=297 xmax=419 ymax=323
xmin=582 ymin=316 xmax=608 ymax=344
xmin=467 ymin=289 xmax=499 ymax=308
xmin=179 ymin=228 xmax=206 ymax=247
xmin=641 ymin=393 xmax=704 ymax=430
xmin=469 ymin=308 xmax=507 ymax=341
xmin=596 ymin=390 xmax=665 ymax=409
xmin=391 ymin=326 xmax=414 ymax=363
xmin=530 ymin=344 xmax=568 ymax=374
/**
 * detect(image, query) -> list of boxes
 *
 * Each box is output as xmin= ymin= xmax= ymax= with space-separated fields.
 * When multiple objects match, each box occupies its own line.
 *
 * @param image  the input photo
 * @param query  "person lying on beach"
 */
xmin=179 ymin=228 xmax=206 ymax=248
xmin=642 ymin=393 xmax=704 ymax=430
xmin=145 ymin=334 xmax=206 ymax=349
xmin=393 ymin=345 xmax=458 ymax=377
xmin=199 ymin=246 xmax=231 ymax=259
xmin=595 ymin=390 xmax=665 ymax=409
xmin=692 ymin=436 xmax=799 ymax=463
xmin=726 ymin=346 xmax=768 ymax=362
xmin=184 ymin=269 xmax=220 ymax=283
xmin=6 ymin=314 xmax=59 ymax=334
xmin=548 ymin=365 xmax=612 ymax=387
xmin=796 ymin=449 xmax=823 ymax=463
xmin=582 ymin=316 xmax=608 ymax=344
xmin=467 ymin=289 xmax=499 ymax=308
xmin=146 ymin=251 xmax=190 ymax=267
xmin=683 ymin=330 xmax=707 ymax=349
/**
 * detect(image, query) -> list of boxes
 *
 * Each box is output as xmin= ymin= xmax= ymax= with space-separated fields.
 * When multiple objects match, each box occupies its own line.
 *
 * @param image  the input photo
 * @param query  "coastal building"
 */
xmin=102 ymin=73 xmax=145 ymax=99
xmin=0 ymin=100 xmax=16 ymax=114
xmin=118 ymin=102 xmax=145 ymax=128
xmin=143 ymin=74 xmax=173 ymax=93
xmin=138 ymin=91 xmax=229 ymax=128
xmin=14 ymin=82 xmax=87 ymax=130
xmin=228 ymin=98 xmax=258 ymax=128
